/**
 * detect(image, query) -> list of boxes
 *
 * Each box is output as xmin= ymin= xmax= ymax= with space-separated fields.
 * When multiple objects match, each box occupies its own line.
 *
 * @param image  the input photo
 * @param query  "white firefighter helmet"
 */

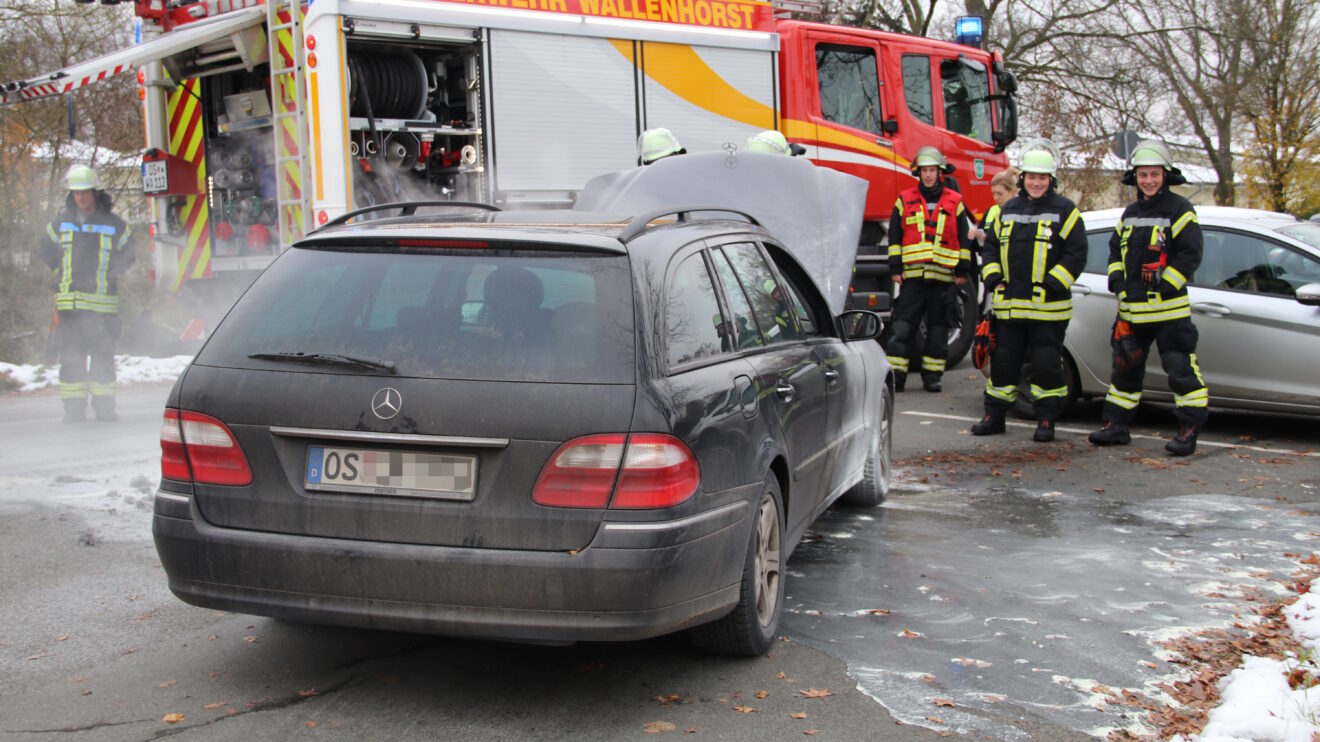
xmin=746 ymin=129 xmax=791 ymax=156
xmin=910 ymin=145 xmax=953 ymax=174
xmin=1018 ymin=138 xmax=1061 ymax=175
xmin=1122 ymin=139 xmax=1186 ymax=186
xmin=65 ymin=164 xmax=100 ymax=191
xmin=638 ymin=128 xmax=685 ymax=165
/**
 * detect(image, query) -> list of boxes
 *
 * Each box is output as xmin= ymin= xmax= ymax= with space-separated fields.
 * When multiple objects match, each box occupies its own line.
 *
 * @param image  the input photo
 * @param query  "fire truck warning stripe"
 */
xmin=615 ymin=40 xmax=773 ymax=128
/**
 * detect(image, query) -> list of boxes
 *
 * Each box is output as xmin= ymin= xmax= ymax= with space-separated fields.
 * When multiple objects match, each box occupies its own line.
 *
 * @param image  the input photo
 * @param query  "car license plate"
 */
xmin=305 ymin=446 xmax=476 ymax=500
xmin=142 ymin=160 xmax=168 ymax=194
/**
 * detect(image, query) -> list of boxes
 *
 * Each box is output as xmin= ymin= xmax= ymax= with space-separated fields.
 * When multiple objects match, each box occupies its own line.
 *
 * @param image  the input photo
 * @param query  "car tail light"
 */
xmin=160 ymin=409 xmax=252 ymax=486
xmin=532 ymin=434 xmax=699 ymax=509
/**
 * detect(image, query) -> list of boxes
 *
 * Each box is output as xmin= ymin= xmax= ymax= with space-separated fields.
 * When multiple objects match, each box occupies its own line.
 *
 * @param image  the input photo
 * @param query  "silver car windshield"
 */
xmin=1277 ymin=223 xmax=1320 ymax=251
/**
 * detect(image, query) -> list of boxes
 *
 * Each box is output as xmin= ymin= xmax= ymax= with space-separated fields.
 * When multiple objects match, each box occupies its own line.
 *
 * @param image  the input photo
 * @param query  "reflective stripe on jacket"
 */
xmin=887 ymin=186 xmax=971 ymax=283
xmin=41 ymin=205 xmax=134 ymax=314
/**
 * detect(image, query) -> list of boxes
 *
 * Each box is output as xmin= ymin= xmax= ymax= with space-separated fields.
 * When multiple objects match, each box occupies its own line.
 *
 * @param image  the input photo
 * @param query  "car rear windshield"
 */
xmin=196 ymin=245 xmax=636 ymax=383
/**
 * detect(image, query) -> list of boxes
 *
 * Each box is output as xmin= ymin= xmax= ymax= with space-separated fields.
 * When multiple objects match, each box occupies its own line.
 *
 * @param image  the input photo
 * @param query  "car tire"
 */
xmin=842 ymin=382 xmax=893 ymax=506
xmin=690 ymin=476 xmax=785 ymax=656
xmin=1013 ymin=352 xmax=1081 ymax=419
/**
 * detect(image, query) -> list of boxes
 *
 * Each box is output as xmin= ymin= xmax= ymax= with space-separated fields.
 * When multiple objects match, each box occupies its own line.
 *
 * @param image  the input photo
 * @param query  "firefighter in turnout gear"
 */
xmin=973 ymin=140 xmax=1087 ymax=442
xmin=885 ymin=146 xmax=973 ymax=393
xmin=1088 ymin=140 xmax=1207 ymax=456
xmin=40 ymin=165 xmax=136 ymax=423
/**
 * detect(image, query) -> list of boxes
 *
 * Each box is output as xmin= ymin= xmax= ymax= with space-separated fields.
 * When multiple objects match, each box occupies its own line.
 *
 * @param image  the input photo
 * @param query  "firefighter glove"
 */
xmin=972 ymin=311 xmax=996 ymax=370
xmin=1111 ymin=319 xmax=1144 ymax=372
xmin=1108 ymin=273 xmax=1123 ymax=295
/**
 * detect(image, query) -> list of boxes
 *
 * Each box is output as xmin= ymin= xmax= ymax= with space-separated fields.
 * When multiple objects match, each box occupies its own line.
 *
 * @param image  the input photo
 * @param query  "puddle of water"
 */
xmin=784 ymin=487 xmax=1320 ymax=738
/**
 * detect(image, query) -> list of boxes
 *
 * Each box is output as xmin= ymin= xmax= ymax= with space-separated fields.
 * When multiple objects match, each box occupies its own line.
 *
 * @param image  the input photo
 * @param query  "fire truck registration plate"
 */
xmin=305 ymin=446 xmax=476 ymax=500
xmin=142 ymin=160 xmax=168 ymax=194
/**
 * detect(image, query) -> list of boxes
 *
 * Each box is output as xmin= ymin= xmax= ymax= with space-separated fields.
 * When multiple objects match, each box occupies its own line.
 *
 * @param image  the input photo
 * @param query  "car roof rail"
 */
xmin=619 ymin=206 xmax=761 ymax=243
xmin=317 ymin=201 xmax=502 ymax=230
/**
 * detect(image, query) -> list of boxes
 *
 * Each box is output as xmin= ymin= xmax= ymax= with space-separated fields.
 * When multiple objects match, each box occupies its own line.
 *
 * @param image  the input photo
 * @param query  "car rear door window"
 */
xmin=667 ymin=252 xmax=728 ymax=366
xmin=197 ymin=247 xmax=634 ymax=382
xmin=1084 ymin=230 xmax=1111 ymax=275
xmin=722 ymin=242 xmax=801 ymax=344
xmin=710 ymin=247 xmax=765 ymax=348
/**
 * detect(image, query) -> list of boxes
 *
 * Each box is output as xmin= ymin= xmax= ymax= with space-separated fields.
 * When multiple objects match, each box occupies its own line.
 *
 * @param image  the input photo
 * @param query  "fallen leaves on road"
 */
xmin=655 ymin=693 xmax=690 ymax=706
xmin=243 ymin=636 xmax=259 ymax=643
xmin=932 ymin=698 xmax=955 ymax=707
xmin=642 ymin=720 xmax=676 ymax=734
xmin=297 ymin=688 xmax=318 ymax=698
xmin=925 ymin=715 xmax=945 ymax=724
xmin=203 ymin=702 xmax=226 ymax=710
xmin=900 ymin=629 xmax=923 ymax=639
xmin=158 ymin=680 xmax=175 ymax=689
xmin=951 ymin=657 xmax=991 ymax=668
xmin=733 ymin=705 xmax=756 ymax=713
xmin=798 ymin=688 xmax=833 ymax=699
xmin=791 ymin=712 xmax=808 ymax=719
xmin=859 ymin=608 xmax=891 ymax=616
xmin=162 ymin=713 xmax=185 ymax=723
xmin=754 ymin=690 xmax=768 ymax=699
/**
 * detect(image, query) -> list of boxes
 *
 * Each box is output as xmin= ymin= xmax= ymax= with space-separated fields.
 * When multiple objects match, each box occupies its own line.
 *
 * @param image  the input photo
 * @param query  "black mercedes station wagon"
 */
xmin=153 ymin=154 xmax=894 ymax=655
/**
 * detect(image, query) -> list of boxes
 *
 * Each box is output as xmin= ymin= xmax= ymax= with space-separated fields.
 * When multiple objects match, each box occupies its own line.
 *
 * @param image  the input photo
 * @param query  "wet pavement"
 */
xmin=781 ymin=368 xmax=1320 ymax=739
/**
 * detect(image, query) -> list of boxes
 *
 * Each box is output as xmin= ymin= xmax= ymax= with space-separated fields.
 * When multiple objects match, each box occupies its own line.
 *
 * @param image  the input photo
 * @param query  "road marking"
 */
xmin=900 ymin=411 xmax=1320 ymax=457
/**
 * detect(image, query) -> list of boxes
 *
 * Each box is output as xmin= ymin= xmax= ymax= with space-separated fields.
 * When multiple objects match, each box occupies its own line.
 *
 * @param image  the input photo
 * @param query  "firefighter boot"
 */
xmin=91 ymin=396 xmax=118 ymax=423
xmin=62 ymin=398 xmax=86 ymax=424
xmin=922 ymin=373 xmax=942 ymax=393
xmin=1033 ymin=419 xmax=1055 ymax=442
xmin=971 ymin=413 xmax=1006 ymax=436
xmin=1165 ymin=423 xmax=1200 ymax=457
xmin=893 ymin=372 xmax=907 ymax=393
xmin=1088 ymin=422 xmax=1131 ymax=446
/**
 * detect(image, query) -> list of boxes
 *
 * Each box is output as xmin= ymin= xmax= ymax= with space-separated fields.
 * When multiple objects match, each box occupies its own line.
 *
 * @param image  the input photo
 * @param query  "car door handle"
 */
xmin=1071 ymin=284 xmax=1092 ymax=295
xmin=1192 ymin=302 xmax=1232 ymax=317
xmin=823 ymin=368 xmax=840 ymax=383
xmin=776 ymin=381 xmax=795 ymax=402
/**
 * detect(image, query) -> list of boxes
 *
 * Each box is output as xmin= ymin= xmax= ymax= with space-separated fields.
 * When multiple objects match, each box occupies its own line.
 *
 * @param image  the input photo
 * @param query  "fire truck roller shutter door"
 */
xmin=348 ymin=48 xmax=429 ymax=120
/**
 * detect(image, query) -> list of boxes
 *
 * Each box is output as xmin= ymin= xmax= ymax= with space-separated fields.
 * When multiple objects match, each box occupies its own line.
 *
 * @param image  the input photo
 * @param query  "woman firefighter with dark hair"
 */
xmin=973 ymin=139 xmax=1087 ymax=442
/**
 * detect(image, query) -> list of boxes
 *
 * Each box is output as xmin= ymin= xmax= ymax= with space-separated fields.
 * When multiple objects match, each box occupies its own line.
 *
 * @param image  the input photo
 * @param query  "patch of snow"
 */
xmin=1 ymin=355 xmax=192 ymax=393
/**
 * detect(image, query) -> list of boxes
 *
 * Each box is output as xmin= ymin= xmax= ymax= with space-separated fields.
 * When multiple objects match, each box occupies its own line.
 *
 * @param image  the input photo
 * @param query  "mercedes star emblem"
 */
xmin=371 ymin=387 xmax=402 ymax=420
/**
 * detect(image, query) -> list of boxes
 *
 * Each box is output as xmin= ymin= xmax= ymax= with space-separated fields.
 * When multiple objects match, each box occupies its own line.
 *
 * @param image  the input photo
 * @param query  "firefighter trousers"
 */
xmin=885 ymin=278 xmax=952 ymax=381
xmin=983 ymin=319 xmax=1069 ymax=422
xmin=1101 ymin=317 xmax=1208 ymax=426
xmin=58 ymin=310 xmax=121 ymax=416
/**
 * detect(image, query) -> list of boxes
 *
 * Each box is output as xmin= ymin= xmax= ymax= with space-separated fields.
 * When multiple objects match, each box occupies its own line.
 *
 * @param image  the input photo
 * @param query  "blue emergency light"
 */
xmin=954 ymin=16 xmax=983 ymax=47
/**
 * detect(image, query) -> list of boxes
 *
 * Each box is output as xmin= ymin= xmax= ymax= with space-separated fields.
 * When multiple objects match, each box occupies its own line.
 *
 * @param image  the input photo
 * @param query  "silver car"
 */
xmin=1002 ymin=206 xmax=1320 ymax=416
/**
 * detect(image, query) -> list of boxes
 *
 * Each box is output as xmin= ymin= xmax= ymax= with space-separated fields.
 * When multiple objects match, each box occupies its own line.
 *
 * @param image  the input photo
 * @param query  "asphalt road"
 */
xmin=2 ymin=365 xmax=1316 ymax=741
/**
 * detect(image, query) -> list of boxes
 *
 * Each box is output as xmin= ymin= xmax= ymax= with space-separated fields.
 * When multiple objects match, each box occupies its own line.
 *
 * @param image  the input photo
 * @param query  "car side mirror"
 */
xmin=840 ymin=310 xmax=883 ymax=341
xmin=881 ymin=119 xmax=899 ymax=135
xmin=1297 ymin=281 xmax=1320 ymax=306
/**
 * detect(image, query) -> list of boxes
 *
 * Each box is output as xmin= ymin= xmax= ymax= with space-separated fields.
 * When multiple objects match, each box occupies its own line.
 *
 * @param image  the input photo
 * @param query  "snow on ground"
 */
xmin=4 ymin=354 xmax=1320 ymax=740
xmin=1197 ymin=590 xmax=1320 ymax=741
xmin=0 ymin=354 xmax=193 ymax=392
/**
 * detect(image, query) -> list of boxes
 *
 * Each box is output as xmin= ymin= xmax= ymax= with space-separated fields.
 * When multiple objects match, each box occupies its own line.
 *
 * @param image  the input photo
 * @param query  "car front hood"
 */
xmin=575 ymin=151 xmax=868 ymax=317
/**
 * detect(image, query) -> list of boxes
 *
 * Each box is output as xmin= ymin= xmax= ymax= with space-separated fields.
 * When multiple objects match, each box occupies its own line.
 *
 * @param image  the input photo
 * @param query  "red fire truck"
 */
xmin=3 ymin=0 xmax=1016 ymax=354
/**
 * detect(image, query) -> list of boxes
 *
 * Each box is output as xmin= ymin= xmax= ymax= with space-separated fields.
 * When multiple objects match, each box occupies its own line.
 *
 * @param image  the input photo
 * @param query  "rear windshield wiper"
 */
xmin=248 ymin=352 xmax=398 ymax=374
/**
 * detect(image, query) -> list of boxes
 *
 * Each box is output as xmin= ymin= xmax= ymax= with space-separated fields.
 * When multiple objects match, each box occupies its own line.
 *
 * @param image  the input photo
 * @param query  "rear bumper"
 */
xmin=152 ymin=490 xmax=752 ymax=643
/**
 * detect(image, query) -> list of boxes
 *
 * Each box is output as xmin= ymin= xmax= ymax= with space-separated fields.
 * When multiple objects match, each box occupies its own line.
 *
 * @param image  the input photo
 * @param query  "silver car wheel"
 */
xmin=754 ymin=492 xmax=782 ymax=627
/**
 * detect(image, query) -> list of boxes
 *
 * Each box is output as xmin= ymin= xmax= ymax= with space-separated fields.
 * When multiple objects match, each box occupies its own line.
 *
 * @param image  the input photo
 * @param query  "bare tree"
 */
xmin=1238 ymin=0 xmax=1320 ymax=214
xmin=1115 ymin=0 xmax=1253 ymax=206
